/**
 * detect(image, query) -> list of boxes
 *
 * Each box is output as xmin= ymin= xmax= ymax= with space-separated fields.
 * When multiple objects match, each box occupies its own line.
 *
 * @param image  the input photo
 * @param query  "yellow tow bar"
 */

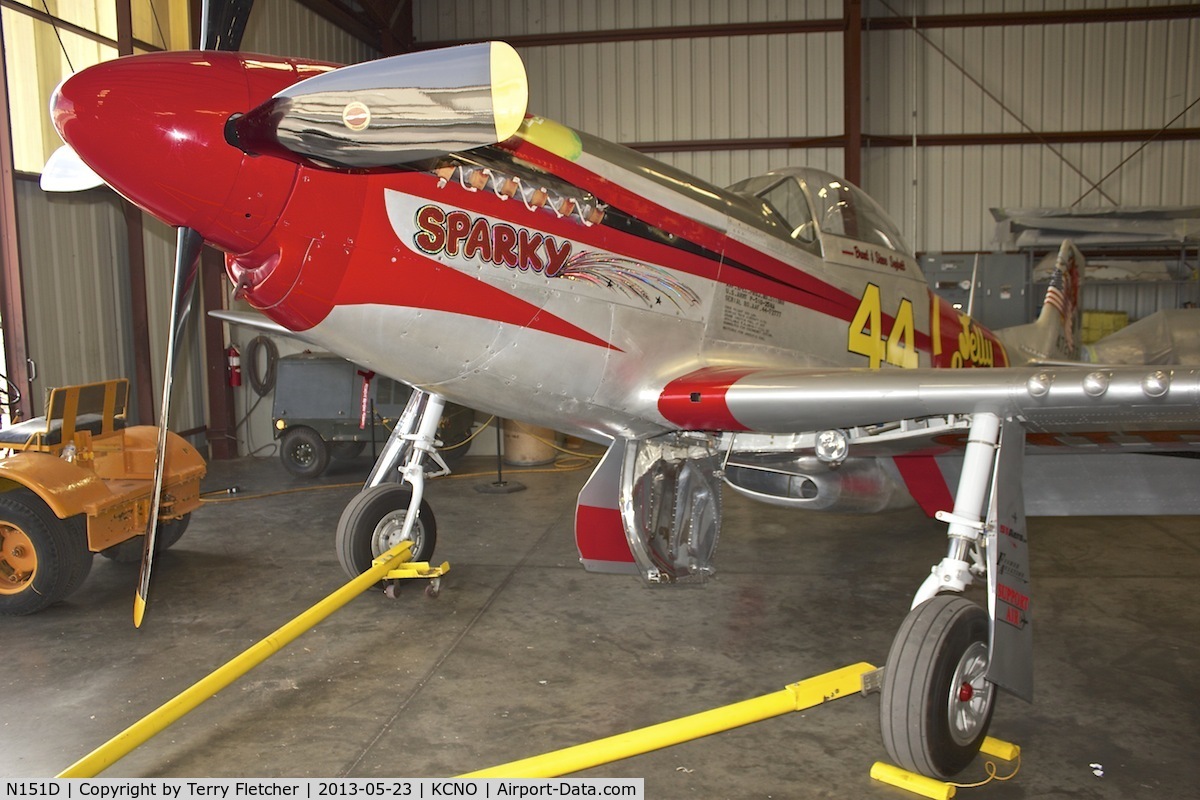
xmin=461 ymin=661 xmax=877 ymax=778
xmin=58 ymin=541 xmax=448 ymax=778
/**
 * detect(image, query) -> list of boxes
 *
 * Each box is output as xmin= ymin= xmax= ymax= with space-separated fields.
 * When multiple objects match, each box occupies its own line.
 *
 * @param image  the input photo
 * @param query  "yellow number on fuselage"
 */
xmin=848 ymin=284 xmax=918 ymax=369
xmin=848 ymin=284 xmax=887 ymax=368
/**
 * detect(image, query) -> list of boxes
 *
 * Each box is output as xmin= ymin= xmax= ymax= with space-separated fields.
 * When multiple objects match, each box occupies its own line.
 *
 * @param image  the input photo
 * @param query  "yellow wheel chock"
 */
xmin=871 ymin=737 xmax=1022 ymax=799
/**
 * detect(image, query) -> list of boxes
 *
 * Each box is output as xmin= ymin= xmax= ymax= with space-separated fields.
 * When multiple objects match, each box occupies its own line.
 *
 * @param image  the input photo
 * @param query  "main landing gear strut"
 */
xmin=336 ymin=389 xmax=451 ymax=597
xmin=878 ymin=412 xmax=1032 ymax=780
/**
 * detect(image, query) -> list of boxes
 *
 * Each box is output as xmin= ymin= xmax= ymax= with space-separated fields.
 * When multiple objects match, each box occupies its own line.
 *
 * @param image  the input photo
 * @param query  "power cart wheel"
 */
xmin=336 ymin=484 xmax=437 ymax=581
xmin=280 ymin=426 xmax=330 ymax=478
xmin=0 ymin=490 xmax=80 ymax=615
xmin=329 ymin=441 xmax=366 ymax=461
xmin=880 ymin=594 xmax=997 ymax=779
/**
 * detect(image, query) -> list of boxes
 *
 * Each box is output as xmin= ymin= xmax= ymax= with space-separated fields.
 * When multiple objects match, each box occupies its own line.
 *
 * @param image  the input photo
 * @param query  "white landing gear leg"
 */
xmin=879 ymin=412 xmax=1004 ymax=779
xmin=914 ymin=412 xmax=1001 ymax=607
xmin=336 ymin=391 xmax=448 ymax=581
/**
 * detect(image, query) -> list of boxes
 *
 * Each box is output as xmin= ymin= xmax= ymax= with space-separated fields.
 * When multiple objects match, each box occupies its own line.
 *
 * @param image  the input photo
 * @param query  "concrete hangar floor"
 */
xmin=4 ymin=451 xmax=1198 ymax=798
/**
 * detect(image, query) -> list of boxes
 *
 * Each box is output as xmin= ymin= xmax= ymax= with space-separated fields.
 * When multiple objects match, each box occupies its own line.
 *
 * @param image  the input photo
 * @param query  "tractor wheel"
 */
xmin=62 ymin=514 xmax=94 ymax=597
xmin=0 ymin=490 xmax=82 ymax=615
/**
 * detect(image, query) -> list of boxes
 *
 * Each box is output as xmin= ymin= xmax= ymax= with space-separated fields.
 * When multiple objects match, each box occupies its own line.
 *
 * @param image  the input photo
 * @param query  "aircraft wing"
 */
xmin=657 ymin=364 xmax=1200 ymax=438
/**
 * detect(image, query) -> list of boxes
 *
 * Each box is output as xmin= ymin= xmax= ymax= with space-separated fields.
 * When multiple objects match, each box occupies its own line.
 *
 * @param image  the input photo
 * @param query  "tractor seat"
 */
xmin=0 ymin=378 xmax=130 ymax=451
xmin=0 ymin=414 xmax=126 ymax=447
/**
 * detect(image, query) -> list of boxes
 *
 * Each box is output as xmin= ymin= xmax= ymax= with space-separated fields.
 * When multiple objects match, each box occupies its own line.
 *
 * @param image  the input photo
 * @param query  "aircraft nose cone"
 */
xmin=52 ymin=51 xmax=296 ymax=253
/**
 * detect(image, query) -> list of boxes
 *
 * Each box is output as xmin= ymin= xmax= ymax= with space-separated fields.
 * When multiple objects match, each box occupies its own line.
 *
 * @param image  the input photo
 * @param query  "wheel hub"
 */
xmin=947 ymin=640 xmax=993 ymax=746
xmin=371 ymin=509 xmax=420 ymax=559
xmin=0 ymin=524 xmax=37 ymax=594
xmin=293 ymin=443 xmax=314 ymax=466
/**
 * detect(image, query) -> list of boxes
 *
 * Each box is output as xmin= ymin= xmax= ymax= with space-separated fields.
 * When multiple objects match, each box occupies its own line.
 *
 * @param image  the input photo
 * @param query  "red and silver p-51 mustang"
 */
xmin=43 ymin=1 xmax=1200 ymax=780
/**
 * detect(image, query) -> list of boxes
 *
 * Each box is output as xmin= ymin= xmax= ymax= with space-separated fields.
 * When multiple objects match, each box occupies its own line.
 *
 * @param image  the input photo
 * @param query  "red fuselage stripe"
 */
xmin=504 ymin=138 xmax=884 ymax=325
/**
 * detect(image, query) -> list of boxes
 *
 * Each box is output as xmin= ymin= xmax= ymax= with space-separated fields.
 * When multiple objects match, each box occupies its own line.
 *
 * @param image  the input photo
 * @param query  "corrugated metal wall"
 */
xmin=15 ymin=183 xmax=132 ymax=405
xmin=415 ymin=0 xmax=1199 ymax=254
xmin=240 ymin=0 xmax=378 ymax=62
xmin=17 ymin=180 xmax=210 ymax=429
xmin=416 ymin=1 xmax=847 ymax=190
xmin=863 ymin=5 xmax=1200 ymax=252
xmin=13 ymin=0 xmax=377 ymax=432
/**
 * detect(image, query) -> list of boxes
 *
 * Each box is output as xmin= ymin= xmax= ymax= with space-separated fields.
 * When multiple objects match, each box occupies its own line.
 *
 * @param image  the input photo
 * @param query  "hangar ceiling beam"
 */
xmin=624 ymin=126 xmax=1200 ymax=154
xmin=866 ymin=4 xmax=1200 ymax=30
xmin=412 ymin=4 xmax=1200 ymax=51
xmin=418 ymin=18 xmax=844 ymax=50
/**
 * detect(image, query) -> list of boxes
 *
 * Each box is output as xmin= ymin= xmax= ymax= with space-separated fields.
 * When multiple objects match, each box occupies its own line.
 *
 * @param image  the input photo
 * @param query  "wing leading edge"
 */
xmin=658 ymin=365 xmax=1200 ymax=438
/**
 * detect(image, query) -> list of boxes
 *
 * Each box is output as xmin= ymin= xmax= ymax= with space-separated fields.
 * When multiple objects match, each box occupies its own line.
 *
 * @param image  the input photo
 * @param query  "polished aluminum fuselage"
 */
xmin=231 ymin=119 xmax=970 ymax=443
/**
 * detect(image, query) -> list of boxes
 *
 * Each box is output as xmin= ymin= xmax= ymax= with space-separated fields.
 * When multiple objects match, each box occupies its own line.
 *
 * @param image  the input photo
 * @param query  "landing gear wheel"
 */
xmin=880 ymin=594 xmax=996 ymax=779
xmin=336 ymin=484 xmax=437 ymax=581
xmin=280 ymin=426 xmax=329 ymax=478
xmin=0 ymin=490 xmax=82 ymax=615
xmin=100 ymin=513 xmax=191 ymax=563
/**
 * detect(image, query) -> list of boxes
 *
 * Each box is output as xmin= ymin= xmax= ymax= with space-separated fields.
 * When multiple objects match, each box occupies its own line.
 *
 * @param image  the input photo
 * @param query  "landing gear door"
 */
xmin=985 ymin=419 xmax=1033 ymax=702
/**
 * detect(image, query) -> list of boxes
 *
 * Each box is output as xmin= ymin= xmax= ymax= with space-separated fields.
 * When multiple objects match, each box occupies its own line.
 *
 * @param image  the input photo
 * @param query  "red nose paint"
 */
xmin=51 ymin=51 xmax=325 ymax=254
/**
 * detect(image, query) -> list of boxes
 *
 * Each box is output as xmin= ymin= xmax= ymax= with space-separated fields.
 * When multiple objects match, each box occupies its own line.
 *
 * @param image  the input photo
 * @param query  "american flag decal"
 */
xmin=1044 ymin=246 xmax=1082 ymax=352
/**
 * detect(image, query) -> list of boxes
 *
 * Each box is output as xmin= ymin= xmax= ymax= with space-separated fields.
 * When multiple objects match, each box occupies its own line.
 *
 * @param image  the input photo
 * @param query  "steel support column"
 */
xmin=843 ymin=0 xmax=863 ymax=185
xmin=0 ymin=13 xmax=32 ymax=419
xmin=112 ymin=0 xmax=156 ymax=424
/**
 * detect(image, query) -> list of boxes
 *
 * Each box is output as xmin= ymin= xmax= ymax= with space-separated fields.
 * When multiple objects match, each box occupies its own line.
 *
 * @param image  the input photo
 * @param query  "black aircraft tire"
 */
xmin=336 ymin=484 xmax=437 ymax=581
xmin=880 ymin=594 xmax=996 ymax=779
xmin=280 ymin=426 xmax=330 ymax=478
xmin=0 ymin=489 xmax=81 ymax=615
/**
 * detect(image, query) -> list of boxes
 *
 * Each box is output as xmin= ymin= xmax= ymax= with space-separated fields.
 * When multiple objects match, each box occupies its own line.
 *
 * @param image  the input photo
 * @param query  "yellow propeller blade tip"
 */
xmin=133 ymin=594 xmax=146 ymax=628
xmin=490 ymin=41 xmax=528 ymax=142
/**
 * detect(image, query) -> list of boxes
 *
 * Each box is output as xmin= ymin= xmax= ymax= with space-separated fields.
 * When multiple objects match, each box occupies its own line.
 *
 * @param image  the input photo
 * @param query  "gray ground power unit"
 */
xmin=271 ymin=352 xmax=474 ymax=477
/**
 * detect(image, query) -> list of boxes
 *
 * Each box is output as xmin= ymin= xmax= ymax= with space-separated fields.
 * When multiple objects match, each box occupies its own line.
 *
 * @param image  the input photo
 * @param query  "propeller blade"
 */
xmin=40 ymin=144 xmax=106 ymax=192
xmin=134 ymin=226 xmax=204 ymax=628
xmin=231 ymin=41 xmax=528 ymax=168
xmin=201 ymin=0 xmax=255 ymax=52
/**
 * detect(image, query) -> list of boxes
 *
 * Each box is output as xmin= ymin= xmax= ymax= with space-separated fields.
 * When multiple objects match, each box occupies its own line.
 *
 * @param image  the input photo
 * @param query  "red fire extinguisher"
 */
xmin=226 ymin=345 xmax=242 ymax=387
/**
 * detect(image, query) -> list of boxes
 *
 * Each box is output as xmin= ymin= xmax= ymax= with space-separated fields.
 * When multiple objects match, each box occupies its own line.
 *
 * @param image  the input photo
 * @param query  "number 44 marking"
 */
xmin=848 ymin=284 xmax=919 ymax=368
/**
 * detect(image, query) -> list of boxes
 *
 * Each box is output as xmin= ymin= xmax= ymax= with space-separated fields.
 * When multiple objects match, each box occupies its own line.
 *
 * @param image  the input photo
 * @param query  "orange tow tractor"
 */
xmin=0 ymin=379 xmax=205 ymax=615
